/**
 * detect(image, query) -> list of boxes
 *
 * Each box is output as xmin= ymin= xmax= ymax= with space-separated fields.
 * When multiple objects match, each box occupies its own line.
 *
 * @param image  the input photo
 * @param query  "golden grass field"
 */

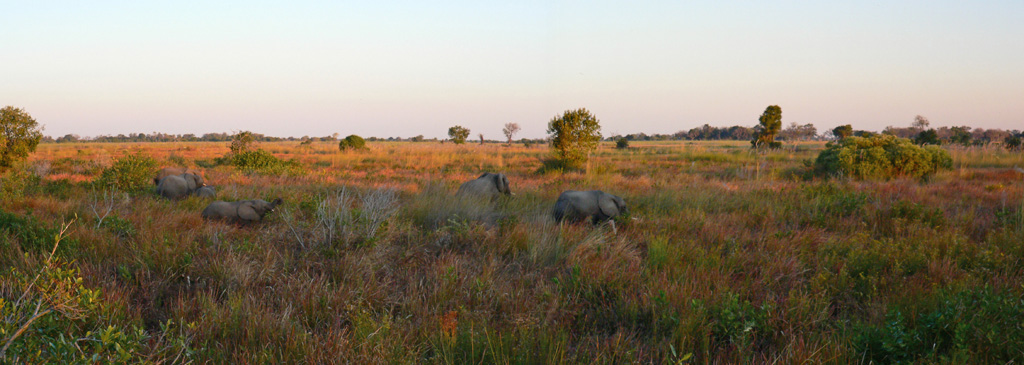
xmin=2 ymin=140 xmax=1024 ymax=363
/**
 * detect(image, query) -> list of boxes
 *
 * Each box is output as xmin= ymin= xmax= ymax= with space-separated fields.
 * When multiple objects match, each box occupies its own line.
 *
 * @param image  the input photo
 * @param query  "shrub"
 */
xmin=96 ymin=152 xmax=157 ymax=192
xmin=338 ymin=135 xmax=367 ymax=151
xmin=229 ymin=131 xmax=258 ymax=154
xmin=813 ymin=134 xmax=952 ymax=179
xmin=615 ymin=137 xmax=629 ymax=149
xmin=227 ymin=149 xmax=294 ymax=174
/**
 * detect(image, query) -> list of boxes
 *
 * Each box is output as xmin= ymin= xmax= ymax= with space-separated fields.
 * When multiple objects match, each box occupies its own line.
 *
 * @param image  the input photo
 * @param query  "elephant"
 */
xmin=157 ymin=173 xmax=204 ymax=200
xmin=201 ymin=198 xmax=283 ymax=224
xmin=455 ymin=172 xmax=511 ymax=200
xmin=552 ymin=190 xmax=628 ymax=224
xmin=154 ymin=167 xmax=203 ymax=185
xmin=194 ymin=186 xmax=216 ymax=199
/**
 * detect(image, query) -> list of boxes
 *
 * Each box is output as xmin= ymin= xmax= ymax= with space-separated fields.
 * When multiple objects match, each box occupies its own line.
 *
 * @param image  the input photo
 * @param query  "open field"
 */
xmin=3 ymin=140 xmax=1024 ymax=363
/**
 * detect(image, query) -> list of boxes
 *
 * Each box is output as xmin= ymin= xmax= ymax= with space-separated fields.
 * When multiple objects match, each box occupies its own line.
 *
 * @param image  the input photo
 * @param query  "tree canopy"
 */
xmin=547 ymin=108 xmax=602 ymax=168
xmin=0 ymin=106 xmax=44 ymax=172
xmin=751 ymin=105 xmax=782 ymax=149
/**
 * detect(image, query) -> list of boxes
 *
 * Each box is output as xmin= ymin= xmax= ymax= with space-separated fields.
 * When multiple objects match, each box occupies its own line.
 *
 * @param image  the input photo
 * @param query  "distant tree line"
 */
xmin=44 ymin=132 xmax=334 ymax=143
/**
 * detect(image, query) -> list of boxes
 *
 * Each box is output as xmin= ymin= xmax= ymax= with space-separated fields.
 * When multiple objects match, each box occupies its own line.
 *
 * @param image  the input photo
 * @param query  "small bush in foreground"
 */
xmin=338 ymin=135 xmax=367 ymax=151
xmin=814 ymin=134 xmax=952 ymax=179
xmin=96 ymin=152 xmax=157 ymax=192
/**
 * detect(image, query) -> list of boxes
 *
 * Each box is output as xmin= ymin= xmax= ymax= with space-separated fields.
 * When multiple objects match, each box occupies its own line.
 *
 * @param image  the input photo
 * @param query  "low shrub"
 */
xmin=338 ymin=135 xmax=367 ymax=151
xmin=221 ymin=149 xmax=299 ymax=174
xmin=813 ymin=134 xmax=952 ymax=179
xmin=615 ymin=137 xmax=629 ymax=149
xmin=96 ymin=152 xmax=157 ymax=192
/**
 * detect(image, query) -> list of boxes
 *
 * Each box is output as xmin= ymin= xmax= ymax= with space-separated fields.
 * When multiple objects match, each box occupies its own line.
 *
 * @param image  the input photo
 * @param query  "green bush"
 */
xmin=227 ymin=149 xmax=291 ymax=173
xmin=615 ymin=137 xmax=629 ymax=149
xmin=813 ymin=134 xmax=952 ymax=179
xmin=854 ymin=286 xmax=1024 ymax=363
xmin=338 ymin=135 xmax=367 ymax=151
xmin=95 ymin=152 xmax=157 ymax=192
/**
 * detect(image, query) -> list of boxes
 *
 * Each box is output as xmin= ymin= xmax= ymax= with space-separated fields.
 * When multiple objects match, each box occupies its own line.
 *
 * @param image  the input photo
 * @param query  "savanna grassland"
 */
xmin=2 ymin=140 xmax=1024 ymax=363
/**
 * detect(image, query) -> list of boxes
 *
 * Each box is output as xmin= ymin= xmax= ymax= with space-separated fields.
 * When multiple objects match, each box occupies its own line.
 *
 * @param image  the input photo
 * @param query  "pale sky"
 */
xmin=2 ymin=1 xmax=1022 ymax=139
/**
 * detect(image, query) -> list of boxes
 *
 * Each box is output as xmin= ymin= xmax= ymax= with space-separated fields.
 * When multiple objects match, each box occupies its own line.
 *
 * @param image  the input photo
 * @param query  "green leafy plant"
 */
xmin=547 ymin=108 xmax=602 ymax=169
xmin=95 ymin=152 xmax=157 ymax=192
xmin=814 ymin=134 xmax=952 ymax=179
xmin=448 ymin=126 xmax=470 ymax=144
xmin=0 ymin=106 xmax=44 ymax=173
xmin=616 ymin=137 xmax=629 ymax=149
xmin=751 ymin=105 xmax=783 ymax=149
xmin=338 ymin=134 xmax=367 ymax=151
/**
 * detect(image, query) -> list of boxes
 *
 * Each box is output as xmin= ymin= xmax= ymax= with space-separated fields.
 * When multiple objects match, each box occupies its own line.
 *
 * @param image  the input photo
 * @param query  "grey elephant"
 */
xmin=456 ymin=172 xmax=511 ymax=200
xmin=157 ymin=173 xmax=204 ymax=200
xmin=194 ymin=186 xmax=216 ymax=199
xmin=154 ymin=167 xmax=202 ymax=185
xmin=201 ymin=198 xmax=283 ymax=224
xmin=552 ymin=190 xmax=628 ymax=224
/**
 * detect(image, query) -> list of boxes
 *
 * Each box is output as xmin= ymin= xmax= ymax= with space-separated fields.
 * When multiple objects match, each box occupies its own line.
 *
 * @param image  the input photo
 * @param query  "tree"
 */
xmin=448 ymin=126 xmax=470 ymax=144
xmin=832 ymin=124 xmax=853 ymax=140
xmin=502 ymin=123 xmax=521 ymax=145
xmin=949 ymin=126 xmax=972 ymax=146
xmin=616 ymin=137 xmax=629 ymax=149
xmin=751 ymin=105 xmax=783 ymax=149
xmin=912 ymin=115 xmax=930 ymax=131
xmin=547 ymin=108 xmax=602 ymax=168
xmin=0 ymin=106 xmax=44 ymax=172
xmin=914 ymin=129 xmax=941 ymax=145
xmin=479 ymin=133 xmax=485 ymax=145
xmin=1005 ymin=131 xmax=1023 ymax=152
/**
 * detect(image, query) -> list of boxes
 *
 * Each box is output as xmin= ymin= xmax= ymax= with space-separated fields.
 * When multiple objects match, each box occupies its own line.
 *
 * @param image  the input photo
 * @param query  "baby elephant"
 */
xmin=194 ymin=186 xmax=216 ymax=199
xmin=202 ymin=198 xmax=283 ymax=224
xmin=552 ymin=190 xmax=628 ymax=224
xmin=456 ymin=172 xmax=511 ymax=200
xmin=157 ymin=173 xmax=205 ymax=200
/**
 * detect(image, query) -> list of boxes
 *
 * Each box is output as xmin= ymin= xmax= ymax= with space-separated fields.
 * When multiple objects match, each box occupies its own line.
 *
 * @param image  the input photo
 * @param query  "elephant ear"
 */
xmin=238 ymin=202 xmax=261 ymax=222
xmin=182 ymin=174 xmax=197 ymax=191
xmin=499 ymin=174 xmax=510 ymax=194
xmin=598 ymin=194 xmax=620 ymax=218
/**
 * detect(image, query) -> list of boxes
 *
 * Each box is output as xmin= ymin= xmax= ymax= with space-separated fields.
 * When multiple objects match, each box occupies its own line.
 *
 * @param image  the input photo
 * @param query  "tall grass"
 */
xmin=2 ymin=140 xmax=1022 ymax=362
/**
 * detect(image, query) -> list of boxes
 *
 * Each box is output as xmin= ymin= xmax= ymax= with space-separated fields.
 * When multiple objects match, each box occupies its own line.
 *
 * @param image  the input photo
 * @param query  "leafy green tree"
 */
xmin=832 ymin=125 xmax=853 ymax=140
xmin=0 ymin=106 xmax=44 ymax=172
xmin=547 ymin=108 xmax=602 ymax=168
xmin=751 ymin=105 xmax=782 ymax=149
xmin=338 ymin=134 xmax=367 ymax=151
xmin=914 ymin=129 xmax=941 ymax=145
xmin=448 ymin=126 xmax=470 ymax=144
xmin=1005 ymin=132 xmax=1023 ymax=151
xmin=949 ymin=126 xmax=972 ymax=146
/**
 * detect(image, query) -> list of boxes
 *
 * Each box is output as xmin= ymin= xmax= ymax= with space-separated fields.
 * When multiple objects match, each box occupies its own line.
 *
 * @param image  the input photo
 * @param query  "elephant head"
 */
xmin=182 ymin=173 xmax=204 ymax=191
xmin=598 ymin=193 xmax=627 ymax=219
xmin=486 ymin=172 xmax=511 ymax=195
xmin=237 ymin=198 xmax=283 ymax=222
xmin=455 ymin=172 xmax=512 ymax=199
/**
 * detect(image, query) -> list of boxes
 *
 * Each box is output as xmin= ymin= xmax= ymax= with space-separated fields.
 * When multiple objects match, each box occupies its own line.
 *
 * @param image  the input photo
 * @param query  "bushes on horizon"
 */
xmin=615 ymin=137 xmax=629 ymax=149
xmin=814 ymin=134 xmax=952 ymax=179
xmin=96 ymin=152 xmax=157 ymax=192
xmin=338 ymin=135 xmax=367 ymax=151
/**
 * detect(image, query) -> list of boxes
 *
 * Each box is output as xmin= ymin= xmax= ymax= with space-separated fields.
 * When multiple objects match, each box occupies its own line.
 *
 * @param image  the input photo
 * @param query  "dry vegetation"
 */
xmin=2 ymin=140 xmax=1024 ymax=363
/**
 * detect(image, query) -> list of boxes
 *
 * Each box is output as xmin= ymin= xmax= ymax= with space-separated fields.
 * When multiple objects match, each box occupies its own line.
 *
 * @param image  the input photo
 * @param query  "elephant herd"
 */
xmin=153 ymin=167 xmax=282 ymax=224
xmin=153 ymin=168 xmax=628 ymax=226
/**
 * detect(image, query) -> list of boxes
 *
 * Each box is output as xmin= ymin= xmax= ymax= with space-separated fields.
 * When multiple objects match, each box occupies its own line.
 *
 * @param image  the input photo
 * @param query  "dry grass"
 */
xmin=2 ymin=140 xmax=1023 ymax=362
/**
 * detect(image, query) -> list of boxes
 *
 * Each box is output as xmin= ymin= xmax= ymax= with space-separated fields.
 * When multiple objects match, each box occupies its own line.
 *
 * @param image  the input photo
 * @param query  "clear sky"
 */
xmin=2 ymin=1 xmax=1022 ymax=139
